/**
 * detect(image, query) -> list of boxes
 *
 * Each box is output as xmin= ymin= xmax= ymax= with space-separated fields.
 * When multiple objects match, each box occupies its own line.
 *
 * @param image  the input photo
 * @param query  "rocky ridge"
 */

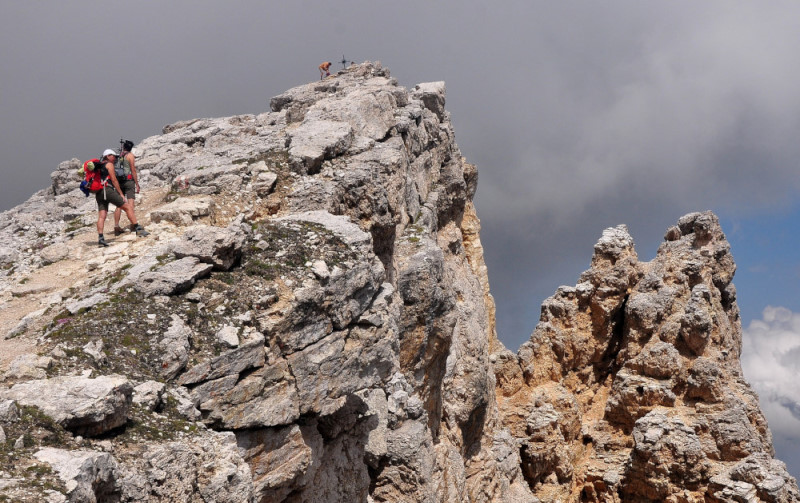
xmin=0 ymin=62 xmax=796 ymax=502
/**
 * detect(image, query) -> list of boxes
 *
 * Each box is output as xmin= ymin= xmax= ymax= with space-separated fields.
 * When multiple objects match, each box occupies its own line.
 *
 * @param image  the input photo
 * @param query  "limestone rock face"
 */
xmin=0 ymin=63 xmax=796 ymax=502
xmin=497 ymin=212 xmax=799 ymax=502
xmin=116 ymin=431 xmax=254 ymax=503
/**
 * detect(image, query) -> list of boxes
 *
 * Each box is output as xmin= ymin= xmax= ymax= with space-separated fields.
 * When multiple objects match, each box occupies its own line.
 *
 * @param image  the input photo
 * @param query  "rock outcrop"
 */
xmin=496 ymin=212 xmax=798 ymax=502
xmin=1 ymin=375 xmax=132 ymax=436
xmin=0 ymin=62 xmax=796 ymax=502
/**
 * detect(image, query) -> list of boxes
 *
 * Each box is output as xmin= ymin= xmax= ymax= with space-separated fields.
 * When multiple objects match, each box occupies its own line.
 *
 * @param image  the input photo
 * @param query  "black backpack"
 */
xmin=115 ymin=139 xmax=135 ymax=179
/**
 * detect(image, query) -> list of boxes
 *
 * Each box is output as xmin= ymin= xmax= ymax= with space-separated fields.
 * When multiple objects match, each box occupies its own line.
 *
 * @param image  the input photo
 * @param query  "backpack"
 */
xmin=78 ymin=158 xmax=108 ymax=196
xmin=114 ymin=157 xmax=126 ymax=179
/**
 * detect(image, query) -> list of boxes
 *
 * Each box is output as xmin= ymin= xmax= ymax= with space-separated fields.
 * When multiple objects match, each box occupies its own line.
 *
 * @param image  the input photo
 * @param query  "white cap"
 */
xmin=102 ymin=149 xmax=117 ymax=158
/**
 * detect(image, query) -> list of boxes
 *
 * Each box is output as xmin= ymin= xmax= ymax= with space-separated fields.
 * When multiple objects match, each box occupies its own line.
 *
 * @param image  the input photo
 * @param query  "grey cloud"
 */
xmin=777 ymin=395 xmax=800 ymax=424
xmin=779 ymin=346 xmax=800 ymax=373
xmin=742 ymin=306 xmax=800 ymax=446
xmin=473 ymin=2 xmax=800 ymax=226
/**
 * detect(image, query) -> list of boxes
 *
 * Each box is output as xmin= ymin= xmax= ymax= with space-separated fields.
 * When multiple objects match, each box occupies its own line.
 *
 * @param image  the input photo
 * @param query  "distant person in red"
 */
xmin=319 ymin=61 xmax=332 ymax=79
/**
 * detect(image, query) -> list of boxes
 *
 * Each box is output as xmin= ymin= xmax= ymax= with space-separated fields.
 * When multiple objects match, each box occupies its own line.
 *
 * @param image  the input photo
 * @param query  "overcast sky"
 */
xmin=2 ymin=1 xmax=799 ymax=479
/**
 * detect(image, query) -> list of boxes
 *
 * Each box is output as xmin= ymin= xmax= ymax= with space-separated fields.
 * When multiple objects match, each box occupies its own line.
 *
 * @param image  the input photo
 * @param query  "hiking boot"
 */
xmin=113 ymin=226 xmax=125 ymax=236
xmin=98 ymin=235 xmax=109 ymax=247
xmin=134 ymin=225 xmax=150 ymax=237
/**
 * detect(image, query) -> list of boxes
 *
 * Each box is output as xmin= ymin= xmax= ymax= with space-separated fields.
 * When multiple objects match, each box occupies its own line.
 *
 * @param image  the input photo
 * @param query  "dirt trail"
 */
xmin=0 ymin=189 xmax=166 ymax=372
xmin=0 ymin=261 xmax=87 ymax=372
xmin=0 ymin=181 xmax=262 ymax=373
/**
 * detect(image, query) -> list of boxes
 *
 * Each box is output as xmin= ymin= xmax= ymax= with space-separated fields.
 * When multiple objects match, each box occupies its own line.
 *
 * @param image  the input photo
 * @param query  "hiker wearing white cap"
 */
xmin=94 ymin=149 xmax=149 ymax=247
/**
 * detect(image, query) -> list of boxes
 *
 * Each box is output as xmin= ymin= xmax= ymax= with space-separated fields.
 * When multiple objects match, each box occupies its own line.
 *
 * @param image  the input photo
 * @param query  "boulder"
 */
xmin=82 ymin=339 xmax=106 ymax=365
xmin=40 ymin=242 xmax=70 ymax=265
xmin=11 ymin=283 xmax=53 ymax=298
xmin=711 ymin=404 xmax=765 ymax=460
xmin=253 ymin=171 xmax=278 ymax=197
xmin=3 ymin=353 xmax=53 ymax=380
xmin=0 ymin=245 xmax=19 ymax=268
xmin=686 ymin=357 xmax=726 ymax=402
xmin=183 ymin=341 xmax=300 ymax=430
xmin=148 ymin=197 xmax=214 ymax=226
xmin=215 ymin=325 xmax=239 ymax=348
xmin=167 ymin=387 xmax=201 ymax=421
xmin=727 ymin=453 xmax=800 ymax=502
xmin=628 ymin=341 xmax=682 ymax=379
xmin=132 ymin=381 xmax=165 ymax=411
xmin=0 ymin=400 xmax=20 ymax=422
xmin=263 ymin=211 xmax=385 ymax=350
xmin=192 ymin=371 xmax=300 ymax=430
xmin=172 ymin=224 xmax=246 ymax=271
xmin=0 ymin=375 xmax=132 ymax=436
xmin=134 ymin=256 xmax=213 ymax=296
xmin=34 ymin=448 xmax=118 ymax=503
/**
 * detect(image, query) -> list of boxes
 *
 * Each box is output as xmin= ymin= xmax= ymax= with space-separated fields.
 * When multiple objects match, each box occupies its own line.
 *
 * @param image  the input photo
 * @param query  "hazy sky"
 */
xmin=2 ymin=1 xmax=799 ymax=479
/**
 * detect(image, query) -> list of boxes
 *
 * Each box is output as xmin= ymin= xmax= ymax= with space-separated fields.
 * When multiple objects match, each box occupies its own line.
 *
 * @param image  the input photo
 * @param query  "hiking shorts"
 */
xmin=121 ymin=179 xmax=136 ymax=200
xmin=95 ymin=186 xmax=125 ymax=212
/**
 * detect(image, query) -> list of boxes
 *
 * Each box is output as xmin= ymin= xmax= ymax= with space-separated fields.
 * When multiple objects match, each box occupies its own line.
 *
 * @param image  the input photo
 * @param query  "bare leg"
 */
xmin=121 ymin=202 xmax=138 ymax=226
xmin=97 ymin=210 xmax=108 ymax=235
xmin=114 ymin=199 xmax=134 ymax=228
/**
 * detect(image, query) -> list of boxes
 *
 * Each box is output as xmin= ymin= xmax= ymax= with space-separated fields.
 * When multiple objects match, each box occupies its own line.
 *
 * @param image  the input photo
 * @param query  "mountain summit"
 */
xmin=0 ymin=62 xmax=796 ymax=502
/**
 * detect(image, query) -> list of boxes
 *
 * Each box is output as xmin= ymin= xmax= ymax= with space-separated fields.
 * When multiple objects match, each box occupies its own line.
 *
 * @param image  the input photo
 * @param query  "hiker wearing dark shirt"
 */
xmin=95 ymin=149 xmax=148 ymax=247
xmin=113 ymin=140 xmax=142 ymax=236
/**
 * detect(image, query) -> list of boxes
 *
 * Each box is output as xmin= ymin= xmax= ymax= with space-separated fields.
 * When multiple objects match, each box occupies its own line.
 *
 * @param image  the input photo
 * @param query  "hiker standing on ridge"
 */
xmin=95 ymin=149 xmax=148 ymax=247
xmin=319 ymin=61 xmax=332 ymax=79
xmin=113 ymin=139 xmax=142 ymax=236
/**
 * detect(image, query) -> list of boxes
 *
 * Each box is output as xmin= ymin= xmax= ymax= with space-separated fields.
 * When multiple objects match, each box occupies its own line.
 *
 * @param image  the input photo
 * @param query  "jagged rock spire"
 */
xmin=497 ymin=211 xmax=798 ymax=502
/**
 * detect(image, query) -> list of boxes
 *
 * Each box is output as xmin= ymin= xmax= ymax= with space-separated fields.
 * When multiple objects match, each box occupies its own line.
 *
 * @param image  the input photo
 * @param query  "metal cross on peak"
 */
xmin=340 ymin=55 xmax=354 ymax=69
